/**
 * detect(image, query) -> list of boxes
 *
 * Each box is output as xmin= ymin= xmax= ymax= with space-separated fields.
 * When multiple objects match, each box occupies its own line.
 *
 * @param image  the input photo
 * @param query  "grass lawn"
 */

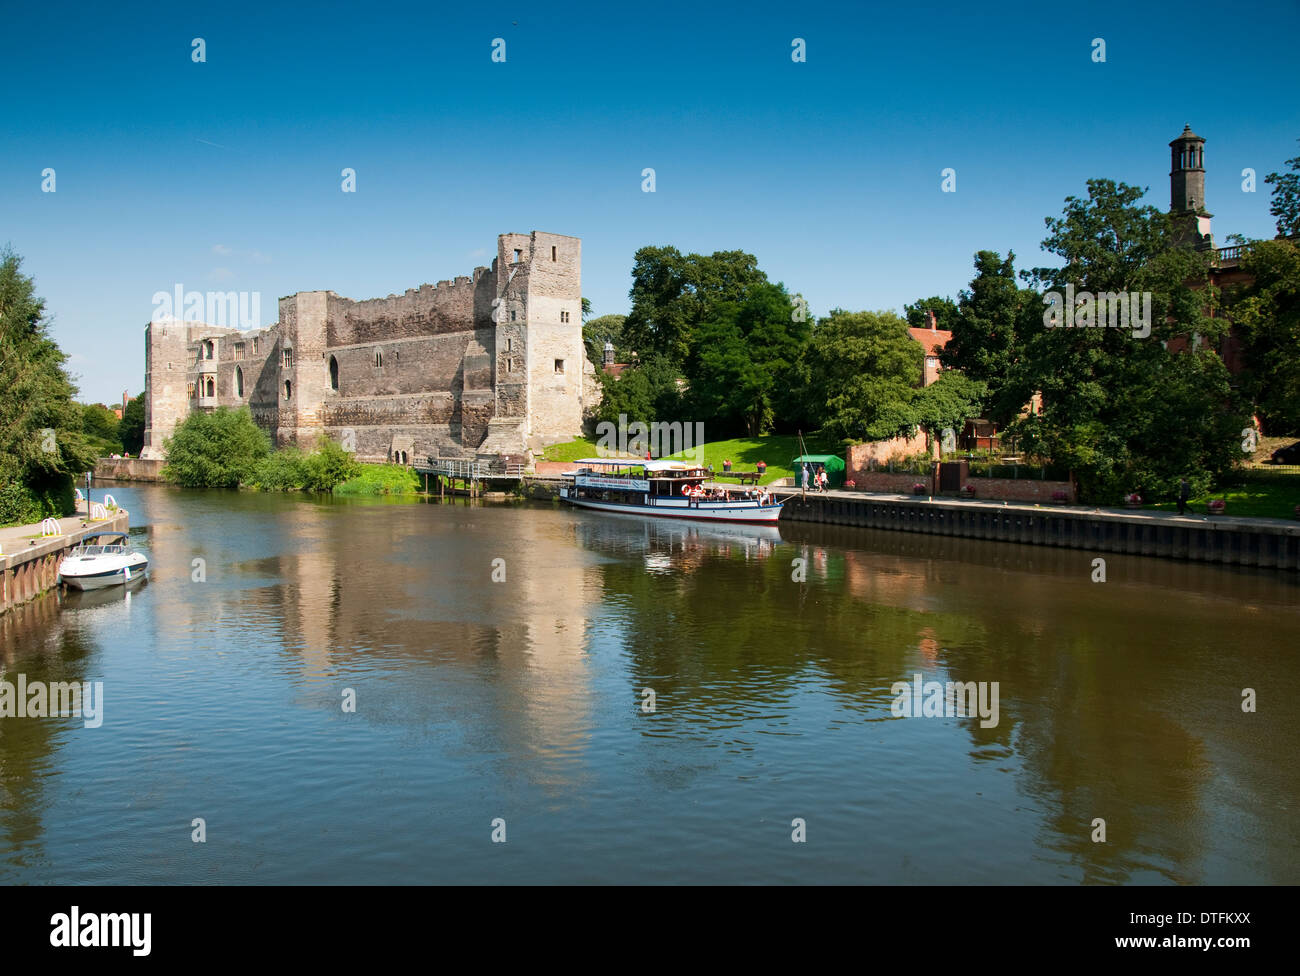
xmin=541 ymin=432 xmax=842 ymax=485
xmin=1145 ymin=475 xmax=1300 ymax=520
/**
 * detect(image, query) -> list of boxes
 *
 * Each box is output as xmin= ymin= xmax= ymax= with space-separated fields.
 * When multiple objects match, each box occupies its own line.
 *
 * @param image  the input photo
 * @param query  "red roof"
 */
xmin=907 ymin=327 xmax=952 ymax=357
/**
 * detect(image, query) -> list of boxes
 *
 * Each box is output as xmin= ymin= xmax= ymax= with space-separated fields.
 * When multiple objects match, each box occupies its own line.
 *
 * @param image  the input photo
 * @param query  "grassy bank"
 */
xmin=543 ymin=432 xmax=841 ymax=485
xmin=1145 ymin=471 xmax=1300 ymax=520
xmin=334 ymin=463 xmax=421 ymax=495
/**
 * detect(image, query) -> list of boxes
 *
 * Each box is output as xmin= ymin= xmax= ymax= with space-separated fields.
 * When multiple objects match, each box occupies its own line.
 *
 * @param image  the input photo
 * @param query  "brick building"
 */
xmin=142 ymin=231 xmax=591 ymax=462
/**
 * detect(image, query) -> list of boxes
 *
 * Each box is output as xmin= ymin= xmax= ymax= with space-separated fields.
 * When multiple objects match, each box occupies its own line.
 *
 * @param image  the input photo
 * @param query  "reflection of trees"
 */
xmin=0 ymin=593 xmax=97 ymax=876
xmin=584 ymin=515 xmax=1300 ymax=884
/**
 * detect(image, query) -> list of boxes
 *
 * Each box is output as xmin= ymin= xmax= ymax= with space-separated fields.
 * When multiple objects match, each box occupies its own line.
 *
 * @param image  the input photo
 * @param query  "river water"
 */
xmin=1 ymin=483 xmax=1296 ymax=884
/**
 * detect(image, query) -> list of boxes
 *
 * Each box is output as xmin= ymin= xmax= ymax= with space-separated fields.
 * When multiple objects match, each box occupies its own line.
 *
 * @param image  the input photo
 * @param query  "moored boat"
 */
xmin=57 ymin=532 xmax=149 ymax=590
xmin=559 ymin=459 xmax=782 ymax=523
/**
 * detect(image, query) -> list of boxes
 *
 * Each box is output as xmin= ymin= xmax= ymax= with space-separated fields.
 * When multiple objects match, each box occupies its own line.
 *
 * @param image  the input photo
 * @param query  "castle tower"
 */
xmin=1170 ymin=124 xmax=1214 ymax=250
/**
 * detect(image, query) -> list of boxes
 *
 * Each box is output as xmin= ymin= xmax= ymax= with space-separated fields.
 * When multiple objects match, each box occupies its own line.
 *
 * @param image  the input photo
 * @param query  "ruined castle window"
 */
xmin=283 ymin=348 xmax=292 ymax=367
xmin=252 ymin=337 xmax=259 ymax=354
xmin=187 ymin=383 xmax=195 ymax=399
xmin=506 ymin=360 xmax=513 ymax=373
xmin=234 ymin=343 xmax=245 ymax=361
xmin=513 ymin=249 xmax=521 ymax=264
xmin=561 ymin=310 xmax=570 ymax=323
xmin=506 ymin=338 xmax=512 ymax=352
xmin=374 ymin=350 xmax=383 ymax=368
xmin=204 ymin=377 xmax=215 ymax=397
xmin=551 ymin=246 xmax=557 ymax=261
xmin=284 ymin=380 xmax=292 ymax=400
xmin=203 ymin=340 xmax=215 ymax=360
xmin=554 ymin=359 xmax=564 ymax=374
xmin=235 ymin=367 xmax=244 ymax=398
xmin=510 ymin=311 xmax=516 ymax=322
xmin=329 ymin=356 xmax=339 ymax=390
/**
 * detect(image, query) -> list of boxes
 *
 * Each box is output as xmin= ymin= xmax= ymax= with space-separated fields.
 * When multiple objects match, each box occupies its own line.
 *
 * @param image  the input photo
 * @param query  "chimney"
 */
xmin=928 ymin=309 xmax=937 ymax=333
xmin=123 ymin=390 xmax=129 ymax=410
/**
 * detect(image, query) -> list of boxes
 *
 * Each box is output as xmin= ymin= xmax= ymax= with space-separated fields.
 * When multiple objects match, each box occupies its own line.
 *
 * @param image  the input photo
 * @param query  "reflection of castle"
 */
xmin=142 ymin=232 xmax=591 ymax=462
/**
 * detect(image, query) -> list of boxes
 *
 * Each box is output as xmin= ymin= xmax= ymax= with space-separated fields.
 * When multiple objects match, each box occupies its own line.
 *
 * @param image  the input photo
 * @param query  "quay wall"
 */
xmin=1 ymin=512 xmax=131 ymax=614
xmin=94 ymin=458 xmax=166 ymax=482
xmin=776 ymin=492 xmax=1300 ymax=570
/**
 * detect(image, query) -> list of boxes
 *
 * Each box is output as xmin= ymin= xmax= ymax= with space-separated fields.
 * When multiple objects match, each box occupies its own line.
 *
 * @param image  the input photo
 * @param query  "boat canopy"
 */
xmin=572 ymin=458 xmax=703 ymax=473
xmin=84 ymin=531 xmax=129 ymax=543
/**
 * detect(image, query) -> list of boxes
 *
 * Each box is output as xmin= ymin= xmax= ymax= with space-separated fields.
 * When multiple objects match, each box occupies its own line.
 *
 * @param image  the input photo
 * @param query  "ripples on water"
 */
xmin=1 ymin=484 xmax=1296 ymax=884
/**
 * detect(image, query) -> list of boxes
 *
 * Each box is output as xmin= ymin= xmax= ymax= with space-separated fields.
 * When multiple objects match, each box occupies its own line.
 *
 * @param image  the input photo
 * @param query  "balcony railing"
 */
xmin=1215 ymin=245 xmax=1244 ymax=262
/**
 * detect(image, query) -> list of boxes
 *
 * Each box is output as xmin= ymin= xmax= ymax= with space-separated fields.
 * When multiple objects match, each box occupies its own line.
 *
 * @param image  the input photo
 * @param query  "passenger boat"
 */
xmin=559 ymin=459 xmax=782 ymax=523
xmin=57 ymin=531 xmax=149 ymax=590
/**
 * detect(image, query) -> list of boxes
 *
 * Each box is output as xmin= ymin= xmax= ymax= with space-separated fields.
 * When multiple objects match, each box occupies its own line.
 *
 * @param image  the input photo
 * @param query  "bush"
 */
xmin=300 ymin=436 xmax=361 ymax=492
xmin=250 ymin=448 xmax=309 ymax=491
xmin=162 ymin=408 xmax=270 ymax=488
xmin=0 ymin=478 xmax=74 ymax=528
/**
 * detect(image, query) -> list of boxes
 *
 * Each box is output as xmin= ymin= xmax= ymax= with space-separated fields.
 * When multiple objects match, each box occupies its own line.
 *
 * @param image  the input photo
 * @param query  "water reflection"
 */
xmin=0 ymin=485 xmax=1295 ymax=883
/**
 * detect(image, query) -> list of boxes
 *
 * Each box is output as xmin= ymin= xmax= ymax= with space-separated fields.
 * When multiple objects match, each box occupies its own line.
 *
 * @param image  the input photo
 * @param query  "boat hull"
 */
xmin=561 ymin=492 xmax=781 ymax=523
xmin=59 ymin=558 xmax=149 ymax=591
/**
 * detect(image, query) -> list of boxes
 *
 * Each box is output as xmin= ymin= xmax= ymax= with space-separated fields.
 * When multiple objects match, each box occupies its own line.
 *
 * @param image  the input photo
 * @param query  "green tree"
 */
xmin=913 ymin=372 xmax=988 ymax=451
xmin=162 ymin=407 xmax=271 ymax=488
xmin=119 ymin=392 xmax=146 ymax=455
xmin=583 ymin=313 xmax=627 ymax=368
xmin=941 ymin=250 xmax=1039 ymax=426
xmin=805 ymin=309 xmax=922 ymax=440
xmin=81 ymin=403 xmax=123 ymax=455
xmin=1264 ymin=140 xmax=1300 ymax=238
xmin=622 ymin=246 xmax=769 ymax=362
xmin=904 ymin=295 xmax=959 ymax=332
xmin=1013 ymin=179 xmax=1247 ymax=501
xmin=592 ymin=354 xmax=682 ymax=430
xmin=0 ymin=248 xmax=97 ymax=525
xmin=1229 ymin=238 xmax=1300 ymax=434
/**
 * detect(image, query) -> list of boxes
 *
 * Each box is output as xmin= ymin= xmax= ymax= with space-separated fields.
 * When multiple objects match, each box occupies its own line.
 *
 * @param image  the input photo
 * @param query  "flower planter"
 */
xmin=961 ymin=485 xmax=976 ymax=498
xmin=1207 ymin=499 xmax=1226 ymax=515
xmin=843 ymin=480 xmax=856 ymax=490
xmin=912 ymin=483 xmax=926 ymax=495
xmin=1051 ymin=489 xmax=1068 ymax=504
xmin=1124 ymin=493 xmax=1142 ymax=509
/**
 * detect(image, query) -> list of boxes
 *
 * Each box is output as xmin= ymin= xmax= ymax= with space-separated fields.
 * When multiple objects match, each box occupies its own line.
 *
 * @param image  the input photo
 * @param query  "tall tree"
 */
xmin=1264 ymin=140 xmax=1300 ymax=238
xmin=1013 ymin=179 xmax=1247 ymax=501
xmin=119 ymin=392 xmax=146 ymax=454
xmin=904 ymin=295 xmax=959 ymax=332
xmin=804 ymin=310 xmax=922 ymax=441
xmin=0 ymin=248 xmax=97 ymax=525
xmin=1228 ymin=238 xmax=1300 ymax=434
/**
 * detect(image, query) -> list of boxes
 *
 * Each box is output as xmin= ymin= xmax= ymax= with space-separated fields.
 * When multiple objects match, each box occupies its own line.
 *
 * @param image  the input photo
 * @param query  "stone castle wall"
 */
xmin=143 ymin=231 xmax=587 ymax=462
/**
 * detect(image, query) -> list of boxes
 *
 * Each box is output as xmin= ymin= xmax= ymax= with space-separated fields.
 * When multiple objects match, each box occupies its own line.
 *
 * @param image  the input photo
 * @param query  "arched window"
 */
xmin=204 ymin=376 xmax=215 ymax=397
xmin=329 ymin=356 xmax=339 ymax=390
xmin=235 ymin=366 xmax=244 ymax=398
xmin=374 ymin=349 xmax=383 ymax=368
xmin=203 ymin=340 xmax=215 ymax=360
xmin=284 ymin=380 xmax=292 ymax=400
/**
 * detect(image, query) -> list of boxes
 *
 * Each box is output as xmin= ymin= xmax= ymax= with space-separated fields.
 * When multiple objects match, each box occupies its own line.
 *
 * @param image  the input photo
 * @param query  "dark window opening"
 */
xmin=329 ymin=356 xmax=339 ymax=390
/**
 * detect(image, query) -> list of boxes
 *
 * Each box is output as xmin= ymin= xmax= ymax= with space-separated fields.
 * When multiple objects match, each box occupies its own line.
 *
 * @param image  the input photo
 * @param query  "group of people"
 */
xmin=801 ymin=463 xmax=829 ymax=493
xmin=682 ymin=484 xmax=773 ymax=506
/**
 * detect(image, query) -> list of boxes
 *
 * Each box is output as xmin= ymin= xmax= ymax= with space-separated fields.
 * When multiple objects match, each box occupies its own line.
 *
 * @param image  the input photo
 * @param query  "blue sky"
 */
xmin=2 ymin=0 xmax=1297 ymax=404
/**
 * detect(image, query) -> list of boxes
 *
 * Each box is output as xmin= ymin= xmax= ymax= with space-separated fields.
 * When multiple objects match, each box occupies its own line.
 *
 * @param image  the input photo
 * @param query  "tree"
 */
xmin=0 ymin=248 xmax=97 ymax=525
xmin=622 ymin=246 xmax=769 ymax=362
xmin=913 ymin=372 xmax=988 ymax=451
xmin=583 ymin=313 xmax=627 ymax=368
xmin=1011 ymin=179 xmax=1248 ymax=501
xmin=1229 ymin=238 xmax=1300 ymax=434
xmin=805 ymin=310 xmax=922 ymax=441
xmin=941 ymin=251 xmax=1040 ymax=426
xmin=581 ymin=297 xmax=592 ymax=322
xmin=162 ymin=407 xmax=271 ymax=488
xmin=904 ymin=296 xmax=958 ymax=332
xmin=81 ymin=403 xmax=123 ymax=455
xmin=685 ymin=282 xmax=808 ymax=436
xmin=591 ymin=354 xmax=683 ymax=430
xmin=119 ymin=392 xmax=146 ymax=454
xmin=1264 ymin=140 xmax=1300 ymax=238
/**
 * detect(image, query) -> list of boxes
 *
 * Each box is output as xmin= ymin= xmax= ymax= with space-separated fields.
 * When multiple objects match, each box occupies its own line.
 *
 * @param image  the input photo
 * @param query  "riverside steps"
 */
xmin=774 ymin=489 xmax=1300 ymax=570
xmin=1 ymin=503 xmax=130 ymax=614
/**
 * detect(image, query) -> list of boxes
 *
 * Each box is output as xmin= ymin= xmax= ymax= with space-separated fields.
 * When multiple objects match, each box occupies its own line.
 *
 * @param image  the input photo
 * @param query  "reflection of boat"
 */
xmin=57 ymin=532 xmax=149 ymax=590
xmin=560 ymin=459 xmax=782 ymax=523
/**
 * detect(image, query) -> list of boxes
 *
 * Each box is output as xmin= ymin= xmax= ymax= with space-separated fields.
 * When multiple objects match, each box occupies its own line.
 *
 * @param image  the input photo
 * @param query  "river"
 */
xmin=1 ymin=483 xmax=1296 ymax=883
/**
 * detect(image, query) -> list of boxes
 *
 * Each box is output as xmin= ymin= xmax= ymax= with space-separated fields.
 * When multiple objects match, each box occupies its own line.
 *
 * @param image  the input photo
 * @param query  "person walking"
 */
xmin=1177 ymin=478 xmax=1191 ymax=515
xmin=801 ymin=463 xmax=810 ymax=493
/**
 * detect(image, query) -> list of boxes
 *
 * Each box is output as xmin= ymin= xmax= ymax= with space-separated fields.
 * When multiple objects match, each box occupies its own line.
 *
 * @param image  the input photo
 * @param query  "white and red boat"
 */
xmin=559 ymin=459 xmax=782 ymax=523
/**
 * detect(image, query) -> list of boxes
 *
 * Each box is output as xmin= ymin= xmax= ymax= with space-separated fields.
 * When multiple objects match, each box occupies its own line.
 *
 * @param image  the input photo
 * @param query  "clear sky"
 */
xmin=2 ymin=0 xmax=1297 ymax=404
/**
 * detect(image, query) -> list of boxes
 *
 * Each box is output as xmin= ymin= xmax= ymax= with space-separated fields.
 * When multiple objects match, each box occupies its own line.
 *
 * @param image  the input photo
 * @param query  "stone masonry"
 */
xmin=142 ymin=232 xmax=591 ymax=462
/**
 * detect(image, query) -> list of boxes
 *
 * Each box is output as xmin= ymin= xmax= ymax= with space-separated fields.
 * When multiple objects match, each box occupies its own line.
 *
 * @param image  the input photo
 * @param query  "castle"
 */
xmin=142 ymin=231 xmax=590 ymax=463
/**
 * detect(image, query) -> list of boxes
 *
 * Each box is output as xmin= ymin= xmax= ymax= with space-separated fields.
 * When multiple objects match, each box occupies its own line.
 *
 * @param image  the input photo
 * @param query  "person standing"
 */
xmin=1177 ymin=478 xmax=1191 ymax=515
xmin=801 ymin=463 xmax=810 ymax=493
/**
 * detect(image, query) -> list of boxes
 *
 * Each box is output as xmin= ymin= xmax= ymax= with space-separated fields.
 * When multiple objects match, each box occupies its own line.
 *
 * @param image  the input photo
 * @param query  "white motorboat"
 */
xmin=560 ymin=458 xmax=783 ymax=523
xmin=57 ymin=532 xmax=148 ymax=590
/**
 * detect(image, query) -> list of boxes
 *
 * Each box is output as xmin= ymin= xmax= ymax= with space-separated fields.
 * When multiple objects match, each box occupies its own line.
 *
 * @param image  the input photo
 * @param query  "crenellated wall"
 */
xmin=143 ymin=231 xmax=589 ymax=464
